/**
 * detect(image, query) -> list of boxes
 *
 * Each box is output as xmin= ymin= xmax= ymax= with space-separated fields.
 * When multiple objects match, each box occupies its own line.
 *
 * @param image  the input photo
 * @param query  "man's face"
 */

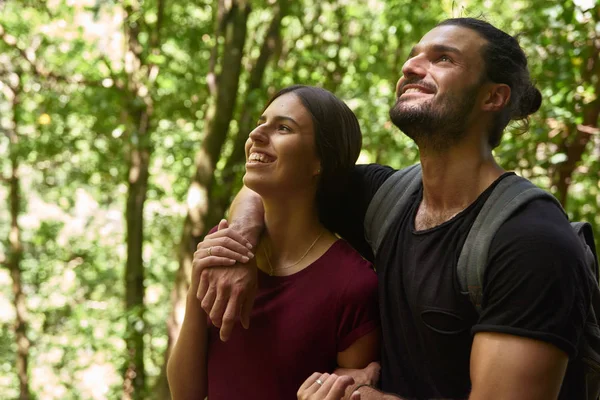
xmin=389 ymin=25 xmax=489 ymax=149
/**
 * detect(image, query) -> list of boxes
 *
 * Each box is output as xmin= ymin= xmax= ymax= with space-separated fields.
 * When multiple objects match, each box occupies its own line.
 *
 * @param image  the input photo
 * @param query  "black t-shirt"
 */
xmin=328 ymin=163 xmax=592 ymax=399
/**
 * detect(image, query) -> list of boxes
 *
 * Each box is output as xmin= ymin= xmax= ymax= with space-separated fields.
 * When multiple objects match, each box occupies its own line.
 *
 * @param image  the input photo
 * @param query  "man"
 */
xmin=193 ymin=18 xmax=591 ymax=399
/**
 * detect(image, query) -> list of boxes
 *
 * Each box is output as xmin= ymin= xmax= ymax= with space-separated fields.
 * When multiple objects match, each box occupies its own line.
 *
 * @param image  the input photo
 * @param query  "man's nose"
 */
xmin=401 ymin=54 xmax=427 ymax=80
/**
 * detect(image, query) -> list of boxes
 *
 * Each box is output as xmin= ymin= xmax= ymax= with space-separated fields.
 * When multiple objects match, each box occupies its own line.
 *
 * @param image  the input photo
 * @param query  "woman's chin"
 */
xmin=242 ymin=174 xmax=268 ymax=195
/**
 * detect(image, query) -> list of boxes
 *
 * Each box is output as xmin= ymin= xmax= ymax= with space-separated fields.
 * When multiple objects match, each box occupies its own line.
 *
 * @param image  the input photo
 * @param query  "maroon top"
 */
xmin=206 ymin=239 xmax=379 ymax=400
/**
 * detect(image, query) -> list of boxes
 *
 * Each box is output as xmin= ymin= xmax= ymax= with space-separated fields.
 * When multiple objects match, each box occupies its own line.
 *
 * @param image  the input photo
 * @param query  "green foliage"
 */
xmin=0 ymin=0 xmax=598 ymax=398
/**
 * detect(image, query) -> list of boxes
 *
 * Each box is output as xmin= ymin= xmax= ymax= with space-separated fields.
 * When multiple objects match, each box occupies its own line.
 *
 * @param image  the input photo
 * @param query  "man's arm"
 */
xmin=198 ymin=165 xmax=394 ymax=341
xmin=352 ymin=386 xmax=402 ymax=399
xmin=196 ymin=186 xmax=264 ymax=341
xmin=299 ymin=332 xmax=568 ymax=400
xmin=228 ymin=186 xmax=265 ymax=245
xmin=468 ymin=332 xmax=568 ymax=400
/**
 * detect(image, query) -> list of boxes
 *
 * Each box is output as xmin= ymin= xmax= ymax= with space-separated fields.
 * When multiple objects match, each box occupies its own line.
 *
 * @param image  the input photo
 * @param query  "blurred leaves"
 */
xmin=0 ymin=0 xmax=599 ymax=398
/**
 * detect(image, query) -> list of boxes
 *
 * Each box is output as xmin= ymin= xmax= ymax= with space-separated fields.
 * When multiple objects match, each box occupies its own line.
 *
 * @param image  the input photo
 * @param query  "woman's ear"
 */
xmin=481 ymin=83 xmax=511 ymax=112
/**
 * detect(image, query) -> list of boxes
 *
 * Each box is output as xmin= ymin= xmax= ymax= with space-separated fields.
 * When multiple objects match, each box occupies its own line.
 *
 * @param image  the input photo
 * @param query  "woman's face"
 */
xmin=243 ymin=92 xmax=320 ymax=197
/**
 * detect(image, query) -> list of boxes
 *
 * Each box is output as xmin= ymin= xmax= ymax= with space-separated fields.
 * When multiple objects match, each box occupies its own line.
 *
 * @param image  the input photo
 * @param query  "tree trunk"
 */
xmin=122 ymin=105 xmax=152 ymax=400
xmin=154 ymin=1 xmax=251 ymax=398
xmin=121 ymin=0 xmax=162 ymax=395
xmin=216 ymin=0 xmax=289 ymax=217
xmin=7 ymin=86 xmax=31 ymax=400
xmin=554 ymin=18 xmax=600 ymax=206
xmin=324 ymin=4 xmax=347 ymax=93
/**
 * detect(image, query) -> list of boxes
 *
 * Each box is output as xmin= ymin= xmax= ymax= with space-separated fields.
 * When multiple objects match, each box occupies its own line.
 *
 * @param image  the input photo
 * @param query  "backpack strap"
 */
xmin=364 ymin=164 xmax=422 ymax=256
xmin=457 ymin=174 xmax=566 ymax=312
xmin=572 ymin=221 xmax=600 ymax=282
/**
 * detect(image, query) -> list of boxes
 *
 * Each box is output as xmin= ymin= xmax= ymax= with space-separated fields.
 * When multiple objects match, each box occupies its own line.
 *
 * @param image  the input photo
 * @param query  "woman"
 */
xmin=167 ymin=85 xmax=379 ymax=399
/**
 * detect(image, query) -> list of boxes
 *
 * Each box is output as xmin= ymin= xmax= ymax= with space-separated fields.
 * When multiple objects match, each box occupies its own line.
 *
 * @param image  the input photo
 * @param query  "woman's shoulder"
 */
xmin=320 ymin=238 xmax=375 ymax=277
xmin=323 ymin=240 xmax=378 ymax=317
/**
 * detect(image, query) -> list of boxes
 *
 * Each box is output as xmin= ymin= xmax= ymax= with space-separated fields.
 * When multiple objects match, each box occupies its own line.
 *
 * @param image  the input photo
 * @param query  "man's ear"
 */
xmin=481 ymin=83 xmax=511 ymax=112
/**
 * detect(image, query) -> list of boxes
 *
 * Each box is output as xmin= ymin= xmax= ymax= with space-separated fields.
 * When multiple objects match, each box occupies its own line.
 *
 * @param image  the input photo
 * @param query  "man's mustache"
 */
xmin=398 ymin=79 xmax=437 ymax=95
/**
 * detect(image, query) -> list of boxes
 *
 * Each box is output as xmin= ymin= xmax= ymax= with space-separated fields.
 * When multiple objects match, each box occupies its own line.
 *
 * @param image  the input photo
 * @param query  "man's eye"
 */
xmin=437 ymin=55 xmax=452 ymax=62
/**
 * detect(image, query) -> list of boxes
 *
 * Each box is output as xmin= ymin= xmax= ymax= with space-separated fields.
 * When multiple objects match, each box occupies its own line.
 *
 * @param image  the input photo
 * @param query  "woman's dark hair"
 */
xmin=437 ymin=18 xmax=542 ymax=148
xmin=265 ymin=85 xmax=362 ymax=225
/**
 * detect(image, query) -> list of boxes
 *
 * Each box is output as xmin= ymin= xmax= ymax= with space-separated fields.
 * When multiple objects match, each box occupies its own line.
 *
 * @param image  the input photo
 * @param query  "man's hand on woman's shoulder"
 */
xmin=192 ymin=219 xmax=258 ymax=341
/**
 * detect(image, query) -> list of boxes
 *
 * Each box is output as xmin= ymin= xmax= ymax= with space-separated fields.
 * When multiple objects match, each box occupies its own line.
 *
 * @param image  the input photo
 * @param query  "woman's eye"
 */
xmin=279 ymin=125 xmax=291 ymax=132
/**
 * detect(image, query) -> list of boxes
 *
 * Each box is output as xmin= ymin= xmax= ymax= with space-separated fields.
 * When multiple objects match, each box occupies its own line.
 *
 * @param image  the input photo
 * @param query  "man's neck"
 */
xmin=418 ymin=137 xmax=504 ymax=215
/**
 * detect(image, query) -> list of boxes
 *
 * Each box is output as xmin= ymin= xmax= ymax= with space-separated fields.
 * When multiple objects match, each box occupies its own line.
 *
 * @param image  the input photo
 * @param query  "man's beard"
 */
xmin=389 ymin=85 xmax=479 ymax=152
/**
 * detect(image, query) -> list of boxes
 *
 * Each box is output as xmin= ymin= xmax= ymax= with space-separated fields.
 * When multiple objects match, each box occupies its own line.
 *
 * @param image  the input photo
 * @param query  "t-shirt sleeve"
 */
xmin=324 ymin=164 xmax=396 ymax=262
xmin=336 ymin=257 xmax=380 ymax=352
xmin=471 ymin=199 xmax=593 ymax=358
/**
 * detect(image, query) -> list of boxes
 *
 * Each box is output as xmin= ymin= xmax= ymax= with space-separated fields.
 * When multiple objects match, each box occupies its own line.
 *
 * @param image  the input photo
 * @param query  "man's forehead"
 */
xmin=413 ymin=25 xmax=487 ymax=53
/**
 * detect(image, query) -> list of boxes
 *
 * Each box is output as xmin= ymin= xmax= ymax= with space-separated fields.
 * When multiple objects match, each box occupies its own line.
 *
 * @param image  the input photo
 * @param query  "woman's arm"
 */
xmin=167 ymin=293 xmax=208 ymax=400
xmin=167 ymin=223 xmax=240 ymax=399
xmin=334 ymin=330 xmax=381 ymax=399
xmin=337 ymin=329 xmax=380 ymax=369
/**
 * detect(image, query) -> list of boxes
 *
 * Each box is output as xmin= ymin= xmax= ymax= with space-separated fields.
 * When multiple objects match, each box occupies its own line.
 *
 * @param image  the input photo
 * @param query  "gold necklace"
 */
xmin=263 ymin=230 xmax=325 ymax=276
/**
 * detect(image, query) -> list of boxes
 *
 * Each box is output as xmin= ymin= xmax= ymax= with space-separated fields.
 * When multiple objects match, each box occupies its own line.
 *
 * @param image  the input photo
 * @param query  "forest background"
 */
xmin=0 ymin=0 xmax=599 ymax=399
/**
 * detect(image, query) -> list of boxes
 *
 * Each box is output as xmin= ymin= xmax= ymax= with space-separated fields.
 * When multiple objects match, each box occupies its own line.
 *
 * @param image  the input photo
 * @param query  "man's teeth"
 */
xmin=249 ymin=153 xmax=274 ymax=163
xmin=404 ymin=88 xmax=427 ymax=94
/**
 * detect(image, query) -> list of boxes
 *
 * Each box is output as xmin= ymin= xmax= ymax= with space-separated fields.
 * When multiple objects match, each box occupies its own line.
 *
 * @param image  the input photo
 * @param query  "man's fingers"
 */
xmin=201 ymin=285 xmax=217 ymax=315
xmin=209 ymin=290 xmax=230 ymax=329
xmin=218 ymin=219 xmax=228 ymax=231
xmin=366 ymin=361 xmax=381 ymax=373
xmin=366 ymin=361 xmax=381 ymax=385
xmin=220 ymin=293 xmax=242 ymax=342
xmin=350 ymin=391 xmax=361 ymax=400
xmin=240 ymin=287 xmax=256 ymax=329
xmin=196 ymin=270 xmax=209 ymax=301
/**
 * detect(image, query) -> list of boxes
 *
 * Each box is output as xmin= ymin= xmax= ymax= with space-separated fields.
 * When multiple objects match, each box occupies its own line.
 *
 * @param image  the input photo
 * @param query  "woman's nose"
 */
xmin=248 ymin=124 xmax=269 ymax=143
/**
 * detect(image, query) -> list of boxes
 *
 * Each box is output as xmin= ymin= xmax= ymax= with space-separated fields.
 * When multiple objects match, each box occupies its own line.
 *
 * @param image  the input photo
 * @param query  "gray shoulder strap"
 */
xmin=364 ymin=163 xmax=422 ymax=256
xmin=457 ymin=174 xmax=565 ymax=311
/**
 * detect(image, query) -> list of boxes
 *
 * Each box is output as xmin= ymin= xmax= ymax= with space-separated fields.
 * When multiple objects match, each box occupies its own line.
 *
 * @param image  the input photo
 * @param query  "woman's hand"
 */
xmin=193 ymin=220 xmax=254 ymax=271
xmin=297 ymin=373 xmax=360 ymax=400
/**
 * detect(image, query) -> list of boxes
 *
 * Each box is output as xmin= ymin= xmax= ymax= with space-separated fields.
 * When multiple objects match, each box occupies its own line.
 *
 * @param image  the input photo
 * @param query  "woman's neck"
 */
xmin=260 ymin=194 xmax=324 ymax=269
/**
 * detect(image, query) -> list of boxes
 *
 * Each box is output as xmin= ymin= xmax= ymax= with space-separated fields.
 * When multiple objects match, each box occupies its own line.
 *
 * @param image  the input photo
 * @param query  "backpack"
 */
xmin=364 ymin=163 xmax=600 ymax=400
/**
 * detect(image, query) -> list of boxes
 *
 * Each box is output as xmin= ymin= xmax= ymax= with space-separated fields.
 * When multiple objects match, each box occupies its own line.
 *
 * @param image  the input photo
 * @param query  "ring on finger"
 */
xmin=207 ymin=246 xmax=213 ymax=256
xmin=316 ymin=379 xmax=323 ymax=386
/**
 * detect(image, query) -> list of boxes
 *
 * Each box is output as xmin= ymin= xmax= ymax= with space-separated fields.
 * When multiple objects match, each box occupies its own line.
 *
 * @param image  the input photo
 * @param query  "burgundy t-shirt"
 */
xmin=206 ymin=239 xmax=379 ymax=400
